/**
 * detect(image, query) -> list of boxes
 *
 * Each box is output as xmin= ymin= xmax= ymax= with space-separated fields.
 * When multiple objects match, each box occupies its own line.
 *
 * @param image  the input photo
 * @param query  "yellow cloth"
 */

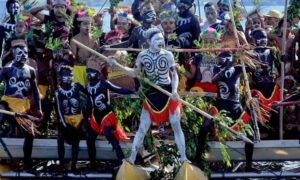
xmin=73 ymin=65 xmax=87 ymax=86
xmin=64 ymin=114 xmax=84 ymax=128
xmin=38 ymin=85 xmax=48 ymax=100
xmin=116 ymin=161 xmax=150 ymax=180
xmin=190 ymin=86 xmax=204 ymax=92
xmin=174 ymin=162 xmax=208 ymax=180
xmin=108 ymin=71 xmax=127 ymax=80
xmin=178 ymin=75 xmax=187 ymax=92
xmin=1 ymin=96 xmax=30 ymax=113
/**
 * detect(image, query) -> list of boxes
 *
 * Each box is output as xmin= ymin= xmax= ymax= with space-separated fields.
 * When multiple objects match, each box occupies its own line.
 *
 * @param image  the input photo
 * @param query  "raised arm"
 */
xmin=104 ymin=79 xmax=134 ymax=94
xmin=30 ymin=5 xmax=50 ymax=21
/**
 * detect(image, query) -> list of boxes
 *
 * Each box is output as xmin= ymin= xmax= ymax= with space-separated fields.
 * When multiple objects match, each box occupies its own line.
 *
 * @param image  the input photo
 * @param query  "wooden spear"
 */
xmin=227 ymin=0 xmax=260 ymax=141
xmin=71 ymin=39 xmax=253 ymax=144
xmin=105 ymin=47 xmax=244 ymax=53
xmin=279 ymin=0 xmax=289 ymax=140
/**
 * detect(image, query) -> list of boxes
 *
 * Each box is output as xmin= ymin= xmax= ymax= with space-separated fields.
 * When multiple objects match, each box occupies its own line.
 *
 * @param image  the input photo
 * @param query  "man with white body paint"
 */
xmin=110 ymin=27 xmax=188 ymax=164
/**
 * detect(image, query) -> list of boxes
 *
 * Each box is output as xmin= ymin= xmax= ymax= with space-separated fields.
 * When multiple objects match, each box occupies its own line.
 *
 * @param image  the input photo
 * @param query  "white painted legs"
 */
xmin=128 ymin=108 xmax=151 ymax=164
xmin=128 ymin=107 xmax=188 ymax=164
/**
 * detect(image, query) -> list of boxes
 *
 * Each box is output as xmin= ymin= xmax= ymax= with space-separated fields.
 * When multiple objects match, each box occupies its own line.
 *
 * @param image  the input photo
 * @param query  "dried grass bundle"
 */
xmin=15 ymin=117 xmax=40 ymax=136
xmin=246 ymin=98 xmax=270 ymax=127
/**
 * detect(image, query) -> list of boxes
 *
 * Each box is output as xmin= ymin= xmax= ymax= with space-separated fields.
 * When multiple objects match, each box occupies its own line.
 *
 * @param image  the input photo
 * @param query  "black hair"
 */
xmin=72 ymin=13 xmax=81 ymax=36
xmin=6 ymin=0 xmax=19 ymax=13
xmin=59 ymin=65 xmax=73 ymax=76
xmin=204 ymin=2 xmax=218 ymax=11
xmin=277 ymin=18 xmax=291 ymax=29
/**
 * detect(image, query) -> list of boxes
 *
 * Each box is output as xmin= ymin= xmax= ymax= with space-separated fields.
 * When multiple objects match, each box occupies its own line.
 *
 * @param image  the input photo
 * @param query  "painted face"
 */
xmin=252 ymin=17 xmax=262 ymax=29
xmin=142 ymin=9 xmax=157 ymax=23
xmin=254 ymin=30 xmax=268 ymax=47
xmin=205 ymin=6 xmax=217 ymax=23
xmin=9 ymin=2 xmax=20 ymax=16
xmin=86 ymin=68 xmax=100 ymax=81
xmin=53 ymin=4 xmax=67 ymax=18
xmin=14 ymin=46 xmax=28 ymax=64
xmin=161 ymin=18 xmax=176 ymax=34
xmin=149 ymin=32 xmax=165 ymax=51
xmin=117 ymin=21 xmax=130 ymax=34
xmin=59 ymin=69 xmax=73 ymax=84
xmin=177 ymin=2 xmax=190 ymax=16
xmin=218 ymin=52 xmax=233 ymax=67
xmin=80 ymin=21 xmax=91 ymax=35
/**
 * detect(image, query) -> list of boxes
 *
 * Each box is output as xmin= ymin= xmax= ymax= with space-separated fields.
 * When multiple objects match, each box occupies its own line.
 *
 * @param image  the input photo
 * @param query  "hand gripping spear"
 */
xmin=71 ymin=39 xmax=253 ymax=144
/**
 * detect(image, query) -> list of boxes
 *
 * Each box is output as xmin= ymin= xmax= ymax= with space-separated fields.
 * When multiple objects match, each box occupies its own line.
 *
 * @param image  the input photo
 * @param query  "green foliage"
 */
xmin=0 ymin=83 xmax=5 ymax=98
xmin=45 ymin=37 xmax=63 ymax=51
xmin=91 ymin=25 xmax=102 ymax=40
xmin=168 ymin=33 xmax=177 ymax=41
xmin=111 ymin=98 xmax=141 ymax=132
xmin=150 ymin=141 xmax=181 ymax=180
xmin=251 ymin=0 xmax=264 ymax=6
xmin=288 ymin=0 xmax=300 ymax=24
xmin=110 ymin=0 xmax=122 ymax=7
xmin=193 ymin=39 xmax=219 ymax=59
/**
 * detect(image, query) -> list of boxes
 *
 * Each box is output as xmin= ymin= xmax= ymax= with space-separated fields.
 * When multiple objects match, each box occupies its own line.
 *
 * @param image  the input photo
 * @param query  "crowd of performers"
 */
xmin=0 ymin=0 xmax=299 ymax=173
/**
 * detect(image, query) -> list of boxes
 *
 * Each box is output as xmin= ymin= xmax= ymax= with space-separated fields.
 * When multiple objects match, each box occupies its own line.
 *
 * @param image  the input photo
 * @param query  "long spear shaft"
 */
xmin=228 ymin=0 xmax=260 ymax=141
xmin=105 ymin=47 xmax=244 ymax=53
xmin=71 ymin=39 xmax=253 ymax=144
xmin=280 ymin=0 xmax=289 ymax=140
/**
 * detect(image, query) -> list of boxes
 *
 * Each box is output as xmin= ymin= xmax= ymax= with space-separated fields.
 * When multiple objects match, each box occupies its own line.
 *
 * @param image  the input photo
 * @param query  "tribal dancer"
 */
xmin=195 ymin=52 xmax=254 ymax=171
xmin=85 ymin=60 xmax=133 ymax=169
xmin=111 ymin=27 xmax=188 ymax=164
xmin=0 ymin=0 xmax=20 ymax=57
xmin=71 ymin=9 xmax=97 ymax=86
xmin=55 ymin=66 xmax=86 ymax=172
xmin=0 ymin=39 xmax=42 ymax=171
xmin=250 ymin=28 xmax=281 ymax=139
xmin=176 ymin=0 xmax=200 ymax=48
xmin=107 ymin=2 xmax=156 ymax=49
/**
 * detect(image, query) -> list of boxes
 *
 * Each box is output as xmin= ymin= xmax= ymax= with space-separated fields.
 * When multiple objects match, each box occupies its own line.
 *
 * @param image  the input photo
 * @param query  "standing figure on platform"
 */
xmin=111 ymin=27 xmax=188 ymax=164
xmin=0 ymin=39 xmax=42 ymax=171
xmin=55 ymin=66 xmax=86 ymax=171
xmin=0 ymin=0 xmax=20 ymax=57
xmin=195 ymin=52 xmax=254 ymax=171
xmin=250 ymin=28 xmax=281 ymax=139
xmin=85 ymin=60 xmax=133 ymax=169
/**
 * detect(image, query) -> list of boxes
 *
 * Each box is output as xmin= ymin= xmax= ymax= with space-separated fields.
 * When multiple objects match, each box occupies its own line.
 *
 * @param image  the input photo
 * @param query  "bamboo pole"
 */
xmin=271 ymin=100 xmax=300 ymax=107
xmin=280 ymin=0 xmax=289 ymax=140
xmin=71 ymin=39 xmax=253 ymax=144
xmin=0 ymin=109 xmax=40 ymax=121
xmin=105 ymin=47 xmax=244 ymax=53
xmin=227 ymin=0 xmax=260 ymax=141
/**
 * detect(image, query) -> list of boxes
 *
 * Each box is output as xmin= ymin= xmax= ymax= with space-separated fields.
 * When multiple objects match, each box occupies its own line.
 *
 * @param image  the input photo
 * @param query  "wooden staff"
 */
xmin=0 ymin=109 xmax=40 ymax=122
xmin=71 ymin=39 xmax=253 ymax=144
xmin=228 ymin=0 xmax=260 ymax=141
xmin=105 ymin=47 xmax=244 ymax=53
xmin=270 ymin=100 xmax=300 ymax=107
xmin=279 ymin=0 xmax=289 ymax=140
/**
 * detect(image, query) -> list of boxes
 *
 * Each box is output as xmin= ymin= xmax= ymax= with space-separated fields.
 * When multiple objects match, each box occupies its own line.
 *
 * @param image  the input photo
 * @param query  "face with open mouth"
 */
xmin=14 ymin=46 xmax=28 ymax=64
xmin=253 ymin=29 xmax=268 ymax=47
xmin=150 ymin=32 xmax=165 ymax=51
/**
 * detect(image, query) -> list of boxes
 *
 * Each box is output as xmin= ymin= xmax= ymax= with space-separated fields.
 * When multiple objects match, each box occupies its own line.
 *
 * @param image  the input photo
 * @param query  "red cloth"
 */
xmin=192 ymin=82 xmax=217 ymax=93
xmin=143 ymin=98 xmax=182 ymax=125
xmin=90 ymin=111 xmax=128 ymax=141
xmin=251 ymin=85 xmax=280 ymax=113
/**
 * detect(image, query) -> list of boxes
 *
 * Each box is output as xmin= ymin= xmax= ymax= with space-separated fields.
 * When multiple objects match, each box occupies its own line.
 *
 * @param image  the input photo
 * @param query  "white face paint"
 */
xmin=15 ymin=46 xmax=28 ymax=64
xmin=9 ymin=3 xmax=20 ymax=16
xmin=149 ymin=33 xmax=165 ymax=52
